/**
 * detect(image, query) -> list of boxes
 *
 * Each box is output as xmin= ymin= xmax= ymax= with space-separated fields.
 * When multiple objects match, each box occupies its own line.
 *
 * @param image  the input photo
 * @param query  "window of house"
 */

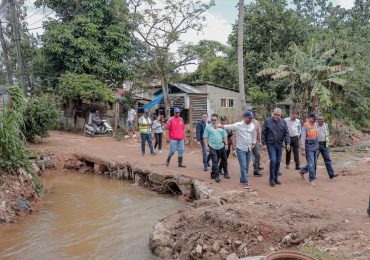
xmin=228 ymin=99 xmax=234 ymax=108
xmin=221 ymin=98 xmax=227 ymax=108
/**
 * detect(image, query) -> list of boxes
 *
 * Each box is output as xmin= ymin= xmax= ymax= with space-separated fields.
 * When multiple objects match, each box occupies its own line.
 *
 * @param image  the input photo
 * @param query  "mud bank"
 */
xmin=149 ymin=192 xmax=370 ymax=260
xmin=0 ymin=170 xmax=40 ymax=224
xmin=71 ymin=153 xmax=210 ymax=200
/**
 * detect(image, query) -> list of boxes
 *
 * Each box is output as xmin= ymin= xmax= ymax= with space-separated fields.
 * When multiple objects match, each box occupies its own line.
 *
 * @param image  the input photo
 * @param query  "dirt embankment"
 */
xmin=0 ymin=170 xmax=40 ymax=223
xmin=150 ymin=191 xmax=370 ymax=260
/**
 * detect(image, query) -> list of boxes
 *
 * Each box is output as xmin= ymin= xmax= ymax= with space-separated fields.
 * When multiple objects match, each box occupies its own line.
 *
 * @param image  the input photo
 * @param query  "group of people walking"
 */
xmin=129 ymin=105 xmax=337 ymax=188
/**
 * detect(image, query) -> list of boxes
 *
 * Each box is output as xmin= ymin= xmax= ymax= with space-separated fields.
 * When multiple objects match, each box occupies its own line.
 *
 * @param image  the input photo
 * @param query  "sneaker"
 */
xmin=224 ymin=173 xmax=230 ymax=179
xmin=203 ymin=166 xmax=208 ymax=172
xmin=219 ymin=169 xmax=224 ymax=175
xmin=259 ymin=166 xmax=264 ymax=170
xmin=142 ymin=153 xmax=145 ymax=156
xmin=329 ymin=174 xmax=339 ymax=179
xmin=295 ymin=166 xmax=301 ymax=170
xmin=286 ymin=164 xmax=290 ymax=169
xmin=159 ymin=150 xmax=163 ymax=154
xmin=133 ymin=134 xmax=137 ymax=138
xmin=278 ymin=172 xmax=282 ymax=176
xmin=275 ymin=179 xmax=282 ymax=185
xmin=241 ymin=183 xmax=250 ymax=189
xmin=124 ymin=135 xmax=130 ymax=139
xmin=270 ymin=180 xmax=276 ymax=187
xmin=150 ymin=152 xmax=157 ymax=156
xmin=254 ymin=172 xmax=263 ymax=177
xmin=300 ymin=172 xmax=305 ymax=180
xmin=215 ymin=177 xmax=221 ymax=183
xmin=309 ymin=181 xmax=316 ymax=186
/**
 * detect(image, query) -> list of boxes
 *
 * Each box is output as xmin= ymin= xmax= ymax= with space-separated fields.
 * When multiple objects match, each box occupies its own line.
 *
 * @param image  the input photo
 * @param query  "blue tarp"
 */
xmin=142 ymin=93 xmax=164 ymax=110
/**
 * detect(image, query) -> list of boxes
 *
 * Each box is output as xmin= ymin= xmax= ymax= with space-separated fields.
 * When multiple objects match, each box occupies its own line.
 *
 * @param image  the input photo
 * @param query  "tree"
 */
xmin=127 ymin=0 xmax=214 ymax=117
xmin=237 ymin=0 xmax=247 ymax=112
xmin=35 ymin=0 xmax=133 ymax=88
xmin=257 ymin=42 xmax=349 ymax=116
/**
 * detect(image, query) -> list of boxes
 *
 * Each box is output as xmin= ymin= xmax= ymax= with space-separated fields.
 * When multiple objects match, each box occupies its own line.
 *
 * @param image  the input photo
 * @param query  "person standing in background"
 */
xmin=196 ymin=113 xmax=211 ymax=171
xmin=138 ymin=111 xmax=156 ymax=156
xmin=153 ymin=114 xmax=165 ymax=154
xmin=317 ymin=115 xmax=338 ymax=179
xmin=251 ymin=110 xmax=263 ymax=177
xmin=126 ymin=107 xmax=137 ymax=138
xmin=262 ymin=108 xmax=290 ymax=187
xmin=165 ymin=107 xmax=186 ymax=168
xmin=285 ymin=111 xmax=301 ymax=170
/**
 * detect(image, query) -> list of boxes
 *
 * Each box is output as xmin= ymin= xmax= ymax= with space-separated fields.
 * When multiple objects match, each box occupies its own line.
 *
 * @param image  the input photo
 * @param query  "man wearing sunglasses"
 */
xmin=262 ymin=108 xmax=290 ymax=187
xmin=203 ymin=114 xmax=229 ymax=182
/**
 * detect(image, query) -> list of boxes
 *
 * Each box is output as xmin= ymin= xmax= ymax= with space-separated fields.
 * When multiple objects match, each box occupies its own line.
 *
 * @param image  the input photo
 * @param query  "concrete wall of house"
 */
xmin=202 ymin=84 xmax=243 ymax=123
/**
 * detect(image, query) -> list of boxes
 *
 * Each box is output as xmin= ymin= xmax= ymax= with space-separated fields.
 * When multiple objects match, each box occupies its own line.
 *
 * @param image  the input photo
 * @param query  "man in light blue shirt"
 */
xmin=203 ymin=114 xmax=228 ymax=183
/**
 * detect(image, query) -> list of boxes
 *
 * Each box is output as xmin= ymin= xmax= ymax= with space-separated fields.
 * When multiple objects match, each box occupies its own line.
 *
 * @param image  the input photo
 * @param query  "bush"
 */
xmin=24 ymin=96 xmax=62 ymax=141
xmin=0 ymin=85 xmax=30 ymax=172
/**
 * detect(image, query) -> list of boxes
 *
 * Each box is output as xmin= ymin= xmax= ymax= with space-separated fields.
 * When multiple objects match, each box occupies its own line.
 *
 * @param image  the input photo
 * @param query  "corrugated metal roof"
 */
xmin=170 ymin=83 xmax=206 ymax=94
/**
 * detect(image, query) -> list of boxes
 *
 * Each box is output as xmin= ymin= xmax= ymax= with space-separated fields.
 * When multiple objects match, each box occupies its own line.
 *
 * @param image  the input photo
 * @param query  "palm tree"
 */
xmin=238 ymin=0 xmax=247 ymax=112
xmin=257 ymin=42 xmax=351 ymax=117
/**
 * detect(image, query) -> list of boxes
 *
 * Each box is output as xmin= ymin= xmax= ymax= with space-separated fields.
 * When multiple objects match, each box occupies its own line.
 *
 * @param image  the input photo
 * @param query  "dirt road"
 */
xmin=30 ymin=131 xmax=370 ymax=233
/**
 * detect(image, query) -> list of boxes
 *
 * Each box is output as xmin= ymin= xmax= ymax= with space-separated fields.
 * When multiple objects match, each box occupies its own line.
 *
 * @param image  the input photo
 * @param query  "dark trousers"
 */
xmin=286 ymin=135 xmax=300 ymax=167
xmin=154 ymin=132 xmax=163 ymax=150
xmin=209 ymin=147 xmax=228 ymax=179
xmin=219 ymin=146 xmax=230 ymax=174
xmin=317 ymin=142 xmax=335 ymax=178
xmin=140 ymin=133 xmax=154 ymax=155
xmin=252 ymin=143 xmax=261 ymax=174
xmin=267 ymin=144 xmax=283 ymax=182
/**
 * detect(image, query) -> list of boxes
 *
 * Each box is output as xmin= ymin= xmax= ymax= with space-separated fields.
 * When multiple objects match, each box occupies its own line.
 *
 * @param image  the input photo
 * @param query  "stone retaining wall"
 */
xmin=73 ymin=153 xmax=209 ymax=200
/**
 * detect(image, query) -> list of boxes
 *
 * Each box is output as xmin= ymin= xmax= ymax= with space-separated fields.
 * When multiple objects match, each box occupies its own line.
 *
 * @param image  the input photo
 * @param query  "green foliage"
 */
xmin=248 ymin=86 xmax=277 ymax=119
xmin=24 ymin=96 xmax=62 ymax=141
xmin=57 ymin=72 xmax=113 ymax=103
xmin=35 ymin=0 xmax=132 ymax=88
xmin=0 ymin=86 xmax=30 ymax=172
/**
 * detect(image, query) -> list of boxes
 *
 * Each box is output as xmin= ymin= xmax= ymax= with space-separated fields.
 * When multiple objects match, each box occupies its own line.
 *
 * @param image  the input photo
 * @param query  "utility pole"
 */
xmin=0 ymin=20 xmax=13 ymax=85
xmin=237 ymin=0 xmax=247 ymax=112
xmin=9 ymin=0 xmax=27 ymax=93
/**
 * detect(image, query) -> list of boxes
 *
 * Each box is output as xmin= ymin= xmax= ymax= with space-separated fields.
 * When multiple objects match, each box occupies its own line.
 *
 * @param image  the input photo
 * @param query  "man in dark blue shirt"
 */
xmin=262 ymin=108 xmax=291 ymax=187
xmin=196 ymin=113 xmax=211 ymax=171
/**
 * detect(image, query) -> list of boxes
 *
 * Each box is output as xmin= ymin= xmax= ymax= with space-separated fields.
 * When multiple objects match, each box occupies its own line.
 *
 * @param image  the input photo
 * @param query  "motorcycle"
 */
xmin=84 ymin=119 xmax=114 ymax=138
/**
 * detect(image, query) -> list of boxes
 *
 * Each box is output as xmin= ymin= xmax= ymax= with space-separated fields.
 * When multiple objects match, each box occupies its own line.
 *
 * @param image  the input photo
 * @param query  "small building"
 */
xmin=147 ymin=83 xmax=208 ymax=124
xmin=190 ymin=82 xmax=253 ymax=122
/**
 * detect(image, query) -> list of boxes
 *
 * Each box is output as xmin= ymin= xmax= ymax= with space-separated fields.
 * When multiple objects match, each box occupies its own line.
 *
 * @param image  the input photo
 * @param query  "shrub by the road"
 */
xmin=24 ymin=96 xmax=62 ymax=142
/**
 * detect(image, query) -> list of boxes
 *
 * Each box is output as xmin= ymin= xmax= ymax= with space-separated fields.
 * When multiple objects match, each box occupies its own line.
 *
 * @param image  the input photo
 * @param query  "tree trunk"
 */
xmin=161 ymin=76 xmax=171 ymax=118
xmin=238 ymin=0 xmax=247 ymax=112
xmin=300 ymin=86 xmax=309 ymax=120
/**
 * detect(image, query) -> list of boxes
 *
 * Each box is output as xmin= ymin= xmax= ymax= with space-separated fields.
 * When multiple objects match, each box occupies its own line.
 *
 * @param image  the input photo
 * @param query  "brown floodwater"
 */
xmin=0 ymin=174 xmax=184 ymax=260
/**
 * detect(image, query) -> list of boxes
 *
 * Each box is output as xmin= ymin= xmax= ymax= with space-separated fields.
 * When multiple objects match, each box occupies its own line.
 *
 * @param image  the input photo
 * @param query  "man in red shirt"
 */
xmin=165 ymin=107 xmax=186 ymax=168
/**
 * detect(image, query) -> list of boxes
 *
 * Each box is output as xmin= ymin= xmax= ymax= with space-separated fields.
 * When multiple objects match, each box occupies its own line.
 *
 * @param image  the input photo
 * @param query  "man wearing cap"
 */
xmin=300 ymin=113 xmax=319 ymax=185
xmin=165 ymin=107 xmax=186 ymax=168
xmin=218 ymin=111 xmax=256 ymax=187
xmin=317 ymin=115 xmax=338 ymax=179
xmin=138 ymin=111 xmax=156 ymax=156
xmin=262 ymin=108 xmax=290 ymax=187
xmin=203 ymin=114 xmax=229 ymax=182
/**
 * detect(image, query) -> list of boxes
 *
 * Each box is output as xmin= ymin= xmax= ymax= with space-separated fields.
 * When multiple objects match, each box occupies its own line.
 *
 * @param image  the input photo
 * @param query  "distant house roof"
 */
xmin=113 ymin=88 xmax=152 ymax=102
xmin=153 ymin=83 xmax=207 ymax=95
xmin=189 ymin=82 xmax=239 ymax=93
xmin=0 ymin=86 xmax=9 ymax=95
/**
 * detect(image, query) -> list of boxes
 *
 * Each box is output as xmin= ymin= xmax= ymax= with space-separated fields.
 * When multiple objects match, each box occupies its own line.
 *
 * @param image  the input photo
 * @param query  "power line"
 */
xmin=28 ymin=26 xmax=43 ymax=31
xmin=25 ymin=9 xmax=44 ymax=20
xmin=27 ymin=10 xmax=53 ymax=26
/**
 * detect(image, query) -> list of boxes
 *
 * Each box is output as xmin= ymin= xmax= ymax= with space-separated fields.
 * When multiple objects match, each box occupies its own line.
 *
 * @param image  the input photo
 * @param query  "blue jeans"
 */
xmin=301 ymin=150 xmax=318 ymax=182
xmin=169 ymin=140 xmax=184 ymax=157
xmin=236 ymin=148 xmax=252 ymax=184
xmin=200 ymin=140 xmax=208 ymax=166
xmin=317 ymin=142 xmax=335 ymax=178
xmin=267 ymin=144 xmax=283 ymax=182
xmin=140 ymin=133 xmax=154 ymax=155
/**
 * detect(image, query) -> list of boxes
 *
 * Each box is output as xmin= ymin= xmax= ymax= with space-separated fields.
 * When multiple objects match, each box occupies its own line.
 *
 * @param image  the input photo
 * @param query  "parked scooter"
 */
xmin=84 ymin=120 xmax=113 ymax=138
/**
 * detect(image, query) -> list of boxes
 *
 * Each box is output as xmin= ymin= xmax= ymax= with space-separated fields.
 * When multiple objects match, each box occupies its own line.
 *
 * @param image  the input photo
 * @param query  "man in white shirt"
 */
xmin=284 ymin=111 xmax=301 ymax=170
xmin=218 ymin=111 xmax=256 ymax=187
xmin=126 ymin=107 xmax=137 ymax=137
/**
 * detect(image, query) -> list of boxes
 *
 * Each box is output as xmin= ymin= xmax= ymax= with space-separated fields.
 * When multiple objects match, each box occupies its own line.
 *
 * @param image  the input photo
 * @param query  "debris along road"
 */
xmin=32 ymin=131 xmax=370 ymax=226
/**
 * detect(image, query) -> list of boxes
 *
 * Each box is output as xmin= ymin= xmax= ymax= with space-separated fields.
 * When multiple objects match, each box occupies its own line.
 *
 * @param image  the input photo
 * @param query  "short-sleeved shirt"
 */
xmin=152 ymin=120 xmax=164 ymax=133
xmin=203 ymin=125 xmax=227 ymax=150
xmin=138 ymin=116 xmax=152 ymax=134
xmin=127 ymin=109 xmax=136 ymax=121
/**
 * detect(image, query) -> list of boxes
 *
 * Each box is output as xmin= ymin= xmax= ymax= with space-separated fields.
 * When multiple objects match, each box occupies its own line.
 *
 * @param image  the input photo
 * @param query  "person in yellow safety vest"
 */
xmin=317 ymin=115 xmax=338 ymax=179
xmin=138 ymin=111 xmax=156 ymax=156
xmin=300 ymin=113 xmax=319 ymax=185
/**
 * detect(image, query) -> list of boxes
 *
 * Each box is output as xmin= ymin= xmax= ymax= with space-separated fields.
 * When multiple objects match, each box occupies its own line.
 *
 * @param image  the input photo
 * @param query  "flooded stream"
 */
xmin=0 ymin=174 xmax=184 ymax=260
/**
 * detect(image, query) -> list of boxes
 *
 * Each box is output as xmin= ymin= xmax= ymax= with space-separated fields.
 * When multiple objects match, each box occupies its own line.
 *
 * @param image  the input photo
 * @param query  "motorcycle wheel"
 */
xmin=106 ymin=130 xmax=113 ymax=137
